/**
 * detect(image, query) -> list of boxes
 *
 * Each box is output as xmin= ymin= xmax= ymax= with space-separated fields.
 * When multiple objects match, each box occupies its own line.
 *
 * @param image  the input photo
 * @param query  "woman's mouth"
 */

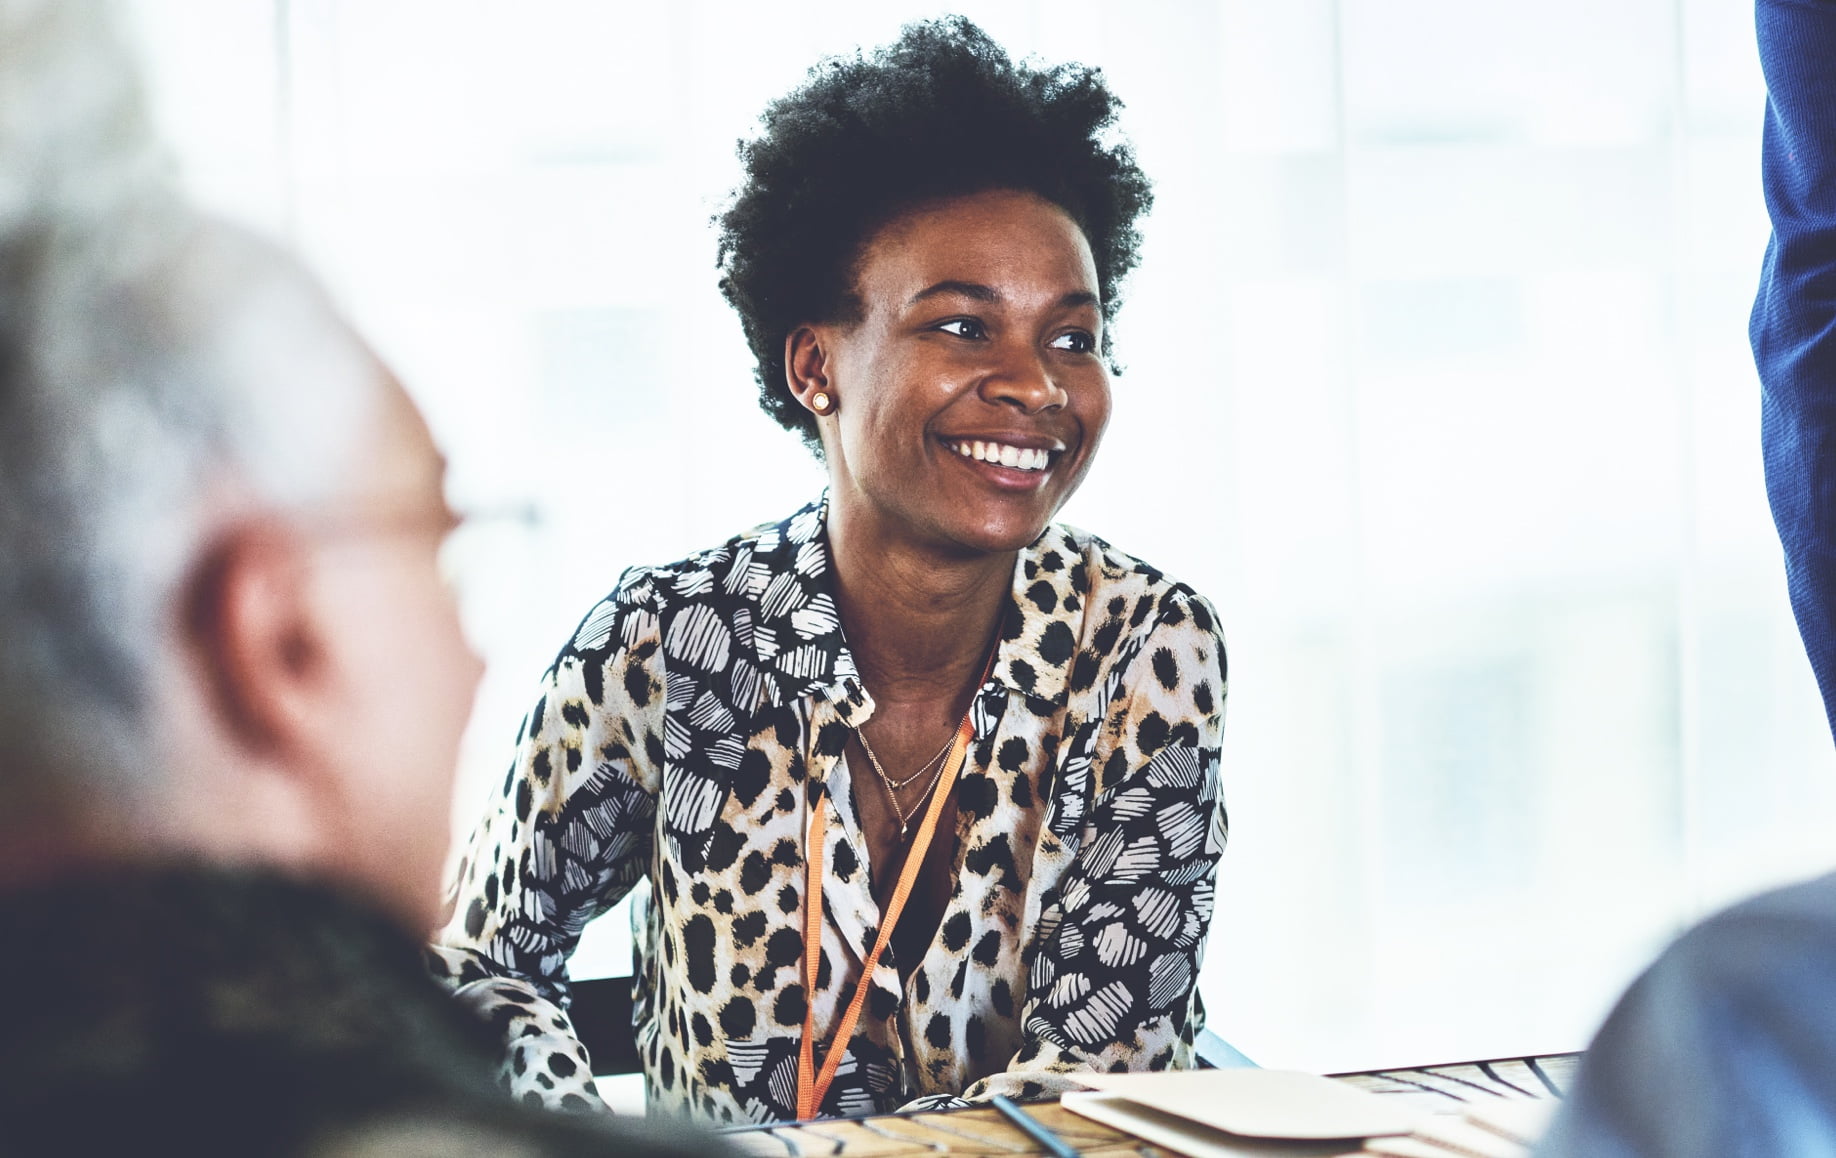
xmin=942 ymin=438 xmax=1059 ymax=473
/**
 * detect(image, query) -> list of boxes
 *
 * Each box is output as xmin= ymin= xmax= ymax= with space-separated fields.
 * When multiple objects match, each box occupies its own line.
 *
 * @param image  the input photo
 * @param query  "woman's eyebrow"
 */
xmin=907 ymin=281 xmax=1102 ymax=310
xmin=909 ymin=279 xmax=999 ymax=305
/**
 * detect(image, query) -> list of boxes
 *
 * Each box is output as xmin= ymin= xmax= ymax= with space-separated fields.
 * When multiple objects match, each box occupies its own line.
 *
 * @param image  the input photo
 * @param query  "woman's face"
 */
xmin=803 ymin=189 xmax=1112 ymax=557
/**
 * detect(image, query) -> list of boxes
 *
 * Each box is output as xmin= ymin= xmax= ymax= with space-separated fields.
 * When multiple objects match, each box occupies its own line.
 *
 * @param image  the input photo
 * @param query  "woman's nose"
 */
xmin=980 ymin=343 xmax=1068 ymax=413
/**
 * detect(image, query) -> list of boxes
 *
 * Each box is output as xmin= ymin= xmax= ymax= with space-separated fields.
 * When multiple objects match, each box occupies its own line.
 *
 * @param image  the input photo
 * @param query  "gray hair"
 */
xmin=0 ymin=0 xmax=385 ymax=813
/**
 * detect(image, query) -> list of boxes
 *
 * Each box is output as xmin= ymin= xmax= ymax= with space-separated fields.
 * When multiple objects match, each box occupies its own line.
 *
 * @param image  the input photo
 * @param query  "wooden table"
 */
xmin=720 ymin=1054 xmax=1581 ymax=1157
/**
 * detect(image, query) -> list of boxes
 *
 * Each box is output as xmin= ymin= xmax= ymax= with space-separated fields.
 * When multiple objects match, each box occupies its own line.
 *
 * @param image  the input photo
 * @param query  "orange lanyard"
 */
xmin=795 ymin=713 xmax=976 ymax=1120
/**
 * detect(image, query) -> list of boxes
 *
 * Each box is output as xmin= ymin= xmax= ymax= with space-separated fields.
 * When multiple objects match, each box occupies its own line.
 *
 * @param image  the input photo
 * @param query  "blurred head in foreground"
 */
xmin=0 ymin=6 xmax=480 ymax=936
xmin=0 ymin=6 xmax=735 ymax=1154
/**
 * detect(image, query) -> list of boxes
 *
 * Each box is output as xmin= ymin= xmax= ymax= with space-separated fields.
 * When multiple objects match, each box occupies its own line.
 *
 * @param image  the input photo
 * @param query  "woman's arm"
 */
xmin=428 ymin=572 xmax=667 ymax=1110
xmin=928 ymin=590 xmax=1229 ymax=1106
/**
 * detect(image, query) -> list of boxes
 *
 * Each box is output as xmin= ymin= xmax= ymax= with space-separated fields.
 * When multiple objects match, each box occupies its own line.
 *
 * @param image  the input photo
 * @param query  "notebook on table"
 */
xmin=1061 ymin=1069 xmax=1552 ymax=1158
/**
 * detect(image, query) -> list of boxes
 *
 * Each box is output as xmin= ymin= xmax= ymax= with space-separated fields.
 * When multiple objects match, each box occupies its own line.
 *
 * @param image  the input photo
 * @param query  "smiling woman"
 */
xmin=430 ymin=17 xmax=1229 ymax=1123
xmin=796 ymin=189 xmax=1110 ymax=559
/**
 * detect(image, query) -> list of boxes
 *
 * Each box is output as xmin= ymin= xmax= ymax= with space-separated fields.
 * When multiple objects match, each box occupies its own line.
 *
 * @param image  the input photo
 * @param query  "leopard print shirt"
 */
xmin=431 ymin=497 xmax=1228 ymax=1123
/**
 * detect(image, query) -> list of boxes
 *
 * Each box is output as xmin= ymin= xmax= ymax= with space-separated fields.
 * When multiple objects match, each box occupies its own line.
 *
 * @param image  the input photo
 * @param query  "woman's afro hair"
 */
xmin=715 ymin=16 xmax=1153 ymax=453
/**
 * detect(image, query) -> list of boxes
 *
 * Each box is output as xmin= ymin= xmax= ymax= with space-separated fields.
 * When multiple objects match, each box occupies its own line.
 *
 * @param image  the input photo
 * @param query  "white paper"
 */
xmin=1072 ymin=1069 xmax=1426 ymax=1141
xmin=1062 ymin=1090 xmax=1360 ymax=1158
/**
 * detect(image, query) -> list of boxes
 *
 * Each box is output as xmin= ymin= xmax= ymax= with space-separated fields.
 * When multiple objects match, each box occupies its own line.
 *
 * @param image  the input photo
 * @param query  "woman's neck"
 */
xmin=826 ymin=503 xmax=1012 ymax=706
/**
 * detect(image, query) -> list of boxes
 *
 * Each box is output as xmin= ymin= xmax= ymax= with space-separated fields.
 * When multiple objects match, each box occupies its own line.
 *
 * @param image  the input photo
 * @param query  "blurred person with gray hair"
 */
xmin=0 ymin=3 xmax=721 ymax=1154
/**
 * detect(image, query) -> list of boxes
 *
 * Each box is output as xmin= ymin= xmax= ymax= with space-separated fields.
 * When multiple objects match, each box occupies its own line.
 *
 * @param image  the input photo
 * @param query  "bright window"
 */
xmin=125 ymin=0 xmax=1830 ymax=1075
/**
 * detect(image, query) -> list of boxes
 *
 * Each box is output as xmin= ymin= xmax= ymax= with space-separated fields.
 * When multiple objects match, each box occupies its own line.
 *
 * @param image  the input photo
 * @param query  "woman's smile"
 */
xmin=939 ymin=435 xmax=1067 ymax=487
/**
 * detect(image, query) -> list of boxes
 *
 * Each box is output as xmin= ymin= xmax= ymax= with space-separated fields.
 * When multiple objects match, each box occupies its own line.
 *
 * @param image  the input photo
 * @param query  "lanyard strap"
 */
xmin=796 ymin=713 xmax=976 ymax=1120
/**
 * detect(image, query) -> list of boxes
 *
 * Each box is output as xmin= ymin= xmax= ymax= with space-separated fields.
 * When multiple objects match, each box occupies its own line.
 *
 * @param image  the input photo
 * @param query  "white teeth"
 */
xmin=948 ymin=440 xmax=1053 ymax=472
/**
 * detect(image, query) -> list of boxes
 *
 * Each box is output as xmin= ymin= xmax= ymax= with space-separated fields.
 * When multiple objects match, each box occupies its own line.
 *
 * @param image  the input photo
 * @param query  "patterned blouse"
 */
xmin=431 ymin=497 xmax=1228 ymax=1122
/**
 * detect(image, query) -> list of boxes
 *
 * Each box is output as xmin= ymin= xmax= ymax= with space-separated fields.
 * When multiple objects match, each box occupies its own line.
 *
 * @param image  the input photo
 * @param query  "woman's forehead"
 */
xmin=854 ymin=189 xmax=1100 ymax=307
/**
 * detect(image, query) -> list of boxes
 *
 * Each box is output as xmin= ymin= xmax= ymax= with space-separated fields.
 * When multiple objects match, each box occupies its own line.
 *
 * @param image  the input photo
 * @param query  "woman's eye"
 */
xmin=1049 ymin=330 xmax=1096 ymax=353
xmin=935 ymin=318 xmax=986 ymax=339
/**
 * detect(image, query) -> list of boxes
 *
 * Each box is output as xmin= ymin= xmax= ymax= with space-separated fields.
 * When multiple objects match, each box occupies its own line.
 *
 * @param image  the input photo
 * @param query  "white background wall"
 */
xmin=123 ymin=0 xmax=1836 ymax=1075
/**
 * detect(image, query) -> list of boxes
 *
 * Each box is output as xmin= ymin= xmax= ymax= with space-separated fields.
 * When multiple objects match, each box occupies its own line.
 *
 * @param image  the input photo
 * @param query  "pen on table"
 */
xmin=990 ymin=1094 xmax=1082 ymax=1158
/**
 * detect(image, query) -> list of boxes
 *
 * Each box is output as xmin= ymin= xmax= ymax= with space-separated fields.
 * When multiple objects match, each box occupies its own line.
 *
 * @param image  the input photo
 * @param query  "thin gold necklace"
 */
xmin=866 ymin=743 xmax=952 ymax=836
xmin=857 ymin=727 xmax=956 ymax=791
xmin=854 ymin=639 xmax=1001 ymax=837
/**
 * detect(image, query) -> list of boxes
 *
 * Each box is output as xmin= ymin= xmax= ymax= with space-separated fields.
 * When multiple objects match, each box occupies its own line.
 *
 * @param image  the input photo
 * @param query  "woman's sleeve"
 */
xmin=1755 ymin=0 xmax=1836 ymax=741
xmin=957 ymin=590 xmax=1229 ymax=1105
xmin=428 ymin=574 xmax=666 ymax=1111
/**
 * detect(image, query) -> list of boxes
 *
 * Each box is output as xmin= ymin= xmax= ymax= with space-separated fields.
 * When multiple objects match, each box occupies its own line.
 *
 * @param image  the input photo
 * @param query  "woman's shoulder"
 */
xmin=1032 ymin=522 xmax=1224 ymax=645
xmin=557 ymin=501 xmax=826 ymax=667
xmin=1004 ymin=525 xmax=1224 ymax=719
xmin=615 ymin=502 xmax=822 ymax=603
xmin=1019 ymin=527 xmax=1225 ymax=785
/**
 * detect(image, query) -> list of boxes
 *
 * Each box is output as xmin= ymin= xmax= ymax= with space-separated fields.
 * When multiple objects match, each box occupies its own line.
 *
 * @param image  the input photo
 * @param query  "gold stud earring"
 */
xmin=810 ymin=391 xmax=834 ymax=415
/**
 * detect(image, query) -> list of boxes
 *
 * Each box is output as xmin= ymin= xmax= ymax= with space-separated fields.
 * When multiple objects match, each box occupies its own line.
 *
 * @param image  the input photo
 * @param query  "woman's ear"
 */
xmin=785 ymin=326 xmax=837 ymax=416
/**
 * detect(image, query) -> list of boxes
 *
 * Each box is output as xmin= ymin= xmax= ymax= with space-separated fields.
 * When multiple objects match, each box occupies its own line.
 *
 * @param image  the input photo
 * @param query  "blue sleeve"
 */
xmin=1754 ymin=0 xmax=1836 ymax=741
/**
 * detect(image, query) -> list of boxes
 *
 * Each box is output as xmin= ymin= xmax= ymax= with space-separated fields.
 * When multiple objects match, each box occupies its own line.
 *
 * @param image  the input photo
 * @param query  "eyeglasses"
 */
xmin=298 ymin=498 xmax=537 ymax=559
xmin=296 ymin=499 xmax=544 ymax=645
xmin=434 ymin=502 xmax=542 ymax=594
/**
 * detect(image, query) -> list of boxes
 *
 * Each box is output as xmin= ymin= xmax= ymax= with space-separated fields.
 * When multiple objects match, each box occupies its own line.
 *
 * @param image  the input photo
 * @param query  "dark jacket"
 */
xmin=1754 ymin=0 xmax=1836 ymax=740
xmin=0 ymin=866 xmax=720 ymax=1156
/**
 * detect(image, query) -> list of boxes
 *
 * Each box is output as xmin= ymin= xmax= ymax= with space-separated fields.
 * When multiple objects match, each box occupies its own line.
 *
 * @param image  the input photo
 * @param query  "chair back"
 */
xmin=570 ymin=974 xmax=643 ymax=1076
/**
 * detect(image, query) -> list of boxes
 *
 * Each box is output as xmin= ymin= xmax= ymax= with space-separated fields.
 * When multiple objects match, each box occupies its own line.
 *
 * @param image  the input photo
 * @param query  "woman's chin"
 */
xmin=930 ymin=509 xmax=1057 ymax=557
xmin=844 ymin=474 xmax=1075 ymax=558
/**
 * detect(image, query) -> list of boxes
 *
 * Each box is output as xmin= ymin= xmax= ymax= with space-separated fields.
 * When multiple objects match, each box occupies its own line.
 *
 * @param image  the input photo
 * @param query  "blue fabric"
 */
xmin=1755 ymin=0 xmax=1836 ymax=741
xmin=1540 ymin=5 xmax=1836 ymax=1152
xmin=1539 ymin=874 xmax=1836 ymax=1158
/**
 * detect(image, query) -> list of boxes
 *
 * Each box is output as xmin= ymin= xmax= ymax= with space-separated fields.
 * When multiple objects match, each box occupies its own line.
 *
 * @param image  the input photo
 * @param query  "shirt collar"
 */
xmin=993 ymin=522 xmax=1081 ymax=707
xmin=748 ymin=494 xmax=1079 ymax=711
